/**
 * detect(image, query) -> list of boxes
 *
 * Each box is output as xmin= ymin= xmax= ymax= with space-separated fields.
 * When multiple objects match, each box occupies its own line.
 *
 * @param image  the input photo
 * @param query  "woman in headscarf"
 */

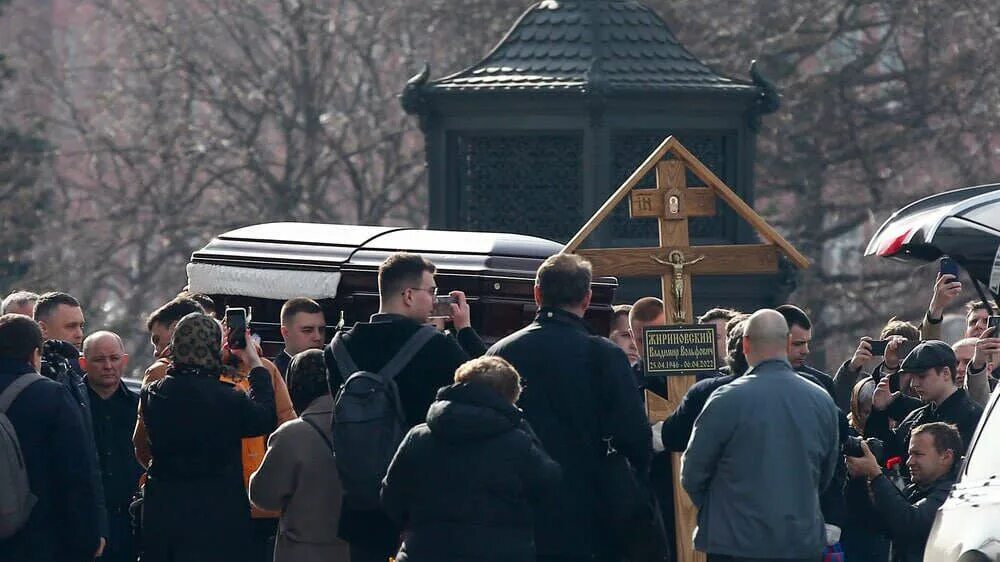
xmin=138 ymin=313 xmax=276 ymax=562
xmin=249 ymin=349 xmax=349 ymax=562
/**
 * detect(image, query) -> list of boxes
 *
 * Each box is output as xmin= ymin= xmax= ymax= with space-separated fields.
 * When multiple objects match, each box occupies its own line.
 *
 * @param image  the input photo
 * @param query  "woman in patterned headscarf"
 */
xmin=138 ymin=313 xmax=276 ymax=562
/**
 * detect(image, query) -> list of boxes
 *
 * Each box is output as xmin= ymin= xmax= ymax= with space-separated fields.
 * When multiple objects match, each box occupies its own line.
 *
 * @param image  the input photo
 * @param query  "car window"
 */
xmin=964 ymin=397 xmax=1000 ymax=480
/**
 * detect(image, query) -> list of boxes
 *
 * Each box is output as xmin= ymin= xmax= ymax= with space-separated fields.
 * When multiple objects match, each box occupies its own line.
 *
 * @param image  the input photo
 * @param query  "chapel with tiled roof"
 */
xmin=401 ymin=0 xmax=787 ymax=308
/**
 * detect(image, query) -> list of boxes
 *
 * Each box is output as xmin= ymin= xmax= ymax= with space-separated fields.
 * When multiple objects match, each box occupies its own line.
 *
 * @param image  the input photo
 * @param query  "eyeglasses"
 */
xmin=405 ymin=286 xmax=437 ymax=297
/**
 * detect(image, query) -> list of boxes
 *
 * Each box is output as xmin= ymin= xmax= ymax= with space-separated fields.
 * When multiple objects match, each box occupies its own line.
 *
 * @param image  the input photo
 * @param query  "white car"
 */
xmin=923 ymin=382 xmax=1000 ymax=561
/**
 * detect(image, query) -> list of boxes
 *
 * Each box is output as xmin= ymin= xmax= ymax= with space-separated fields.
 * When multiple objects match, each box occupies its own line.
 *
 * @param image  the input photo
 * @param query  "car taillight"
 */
xmin=877 ymin=228 xmax=913 ymax=257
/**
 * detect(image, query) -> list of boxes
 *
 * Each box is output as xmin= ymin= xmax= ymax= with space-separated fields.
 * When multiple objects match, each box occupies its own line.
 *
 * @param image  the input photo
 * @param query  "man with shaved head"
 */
xmin=81 ymin=331 xmax=142 ymax=562
xmin=681 ymin=309 xmax=840 ymax=562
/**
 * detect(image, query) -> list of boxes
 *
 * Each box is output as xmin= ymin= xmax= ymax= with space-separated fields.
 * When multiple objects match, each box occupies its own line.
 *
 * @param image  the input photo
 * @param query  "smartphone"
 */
xmin=940 ymin=256 xmax=960 ymax=279
xmin=430 ymin=295 xmax=458 ymax=319
xmin=868 ymin=339 xmax=889 ymax=356
xmin=225 ymin=307 xmax=250 ymax=349
xmin=896 ymin=339 xmax=918 ymax=359
xmin=989 ymin=316 xmax=1000 ymax=336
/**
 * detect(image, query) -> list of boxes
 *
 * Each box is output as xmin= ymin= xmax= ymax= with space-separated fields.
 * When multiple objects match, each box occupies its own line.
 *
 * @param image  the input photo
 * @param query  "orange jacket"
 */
xmin=133 ymin=356 xmax=296 ymax=518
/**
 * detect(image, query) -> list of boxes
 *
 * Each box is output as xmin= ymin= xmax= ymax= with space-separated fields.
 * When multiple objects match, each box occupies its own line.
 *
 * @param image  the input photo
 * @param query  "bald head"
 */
xmin=82 ymin=331 xmax=126 ymax=358
xmin=743 ymin=309 xmax=790 ymax=366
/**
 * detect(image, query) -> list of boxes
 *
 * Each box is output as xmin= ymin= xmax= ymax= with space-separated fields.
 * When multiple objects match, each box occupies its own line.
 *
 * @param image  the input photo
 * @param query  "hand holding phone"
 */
xmin=867 ymin=339 xmax=888 ymax=356
xmin=430 ymin=295 xmax=458 ymax=319
xmin=939 ymin=256 xmax=960 ymax=279
xmin=224 ymin=307 xmax=250 ymax=350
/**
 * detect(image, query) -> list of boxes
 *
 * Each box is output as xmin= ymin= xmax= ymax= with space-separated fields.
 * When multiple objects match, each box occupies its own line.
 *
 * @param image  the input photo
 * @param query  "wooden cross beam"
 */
xmin=562 ymin=136 xmax=809 ymax=562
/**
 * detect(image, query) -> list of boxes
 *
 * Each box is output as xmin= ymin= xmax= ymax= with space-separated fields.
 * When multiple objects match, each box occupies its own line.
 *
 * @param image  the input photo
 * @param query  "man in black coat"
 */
xmin=846 ymin=422 xmax=962 ymax=562
xmin=81 ymin=331 xmax=143 ymax=562
xmin=874 ymin=341 xmax=983 ymax=479
xmin=325 ymin=252 xmax=469 ymax=562
xmin=488 ymin=253 xmax=652 ymax=562
xmin=776 ymin=304 xmax=850 ymax=535
xmin=33 ymin=292 xmax=109 ymax=547
xmin=0 ymin=314 xmax=103 ymax=562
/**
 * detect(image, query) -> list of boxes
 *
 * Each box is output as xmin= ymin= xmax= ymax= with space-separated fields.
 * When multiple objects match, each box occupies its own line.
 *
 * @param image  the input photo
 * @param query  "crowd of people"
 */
xmin=0 ymin=253 xmax=991 ymax=562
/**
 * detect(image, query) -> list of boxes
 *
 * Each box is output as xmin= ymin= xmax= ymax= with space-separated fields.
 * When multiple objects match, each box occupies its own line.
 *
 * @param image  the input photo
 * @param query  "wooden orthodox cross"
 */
xmin=563 ymin=136 xmax=809 ymax=562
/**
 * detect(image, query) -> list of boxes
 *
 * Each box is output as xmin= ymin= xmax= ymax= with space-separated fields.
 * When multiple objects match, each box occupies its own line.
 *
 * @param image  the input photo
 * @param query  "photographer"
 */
xmin=833 ymin=319 xmax=920 ymax=412
xmin=846 ymin=422 xmax=962 ymax=562
xmin=841 ymin=379 xmax=889 ymax=562
xmin=872 ymin=341 xmax=982 ymax=480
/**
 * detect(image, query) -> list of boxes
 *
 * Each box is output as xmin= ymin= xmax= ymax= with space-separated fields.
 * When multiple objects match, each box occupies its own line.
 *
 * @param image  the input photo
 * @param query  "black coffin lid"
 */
xmin=190 ymin=222 xmax=401 ymax=271
xmin=348 ymin=228 xmax=570 ymax=277
xmin=190 ymin=222 xmax=616 ymax=288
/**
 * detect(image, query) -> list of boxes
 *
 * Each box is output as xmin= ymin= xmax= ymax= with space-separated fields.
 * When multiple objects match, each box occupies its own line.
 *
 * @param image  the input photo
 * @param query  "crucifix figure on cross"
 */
xmin=652 ymin=250 xmax=705 ymax=323
xmin=562 ymin=136 xmax=809 ymax=562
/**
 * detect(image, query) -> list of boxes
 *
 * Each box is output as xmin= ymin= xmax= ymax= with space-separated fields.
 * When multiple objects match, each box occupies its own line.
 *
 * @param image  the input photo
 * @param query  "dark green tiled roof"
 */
xmin=428 ymin=0 xmax=755 ymax=94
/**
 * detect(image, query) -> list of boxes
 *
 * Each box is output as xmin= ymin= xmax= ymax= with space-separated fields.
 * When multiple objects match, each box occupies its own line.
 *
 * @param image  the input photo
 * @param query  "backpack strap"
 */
xmin=302 ymin=415 xmax=335 ymax=454
xmin=0 ymin=373 xmax=45 ymax=414
xmin=330 ymin=332 xmax=360 ymax=375
xmin=378 ymin=325 xmax=438 ymax=380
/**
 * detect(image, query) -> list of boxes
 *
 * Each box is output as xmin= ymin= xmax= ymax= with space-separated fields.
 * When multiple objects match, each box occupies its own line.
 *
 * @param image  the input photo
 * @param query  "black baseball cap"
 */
xmin=898 ymin=340 xmax=957 ymax=374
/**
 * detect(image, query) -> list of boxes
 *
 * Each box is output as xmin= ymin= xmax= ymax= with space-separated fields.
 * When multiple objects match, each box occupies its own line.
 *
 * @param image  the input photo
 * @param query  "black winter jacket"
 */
xmin=869 ymin=465 xmax=957 ymax=562
xmin=0 ymin=360 xmax=102 ymax=562
xmin=381 ymin=382 xmax=560 ymax=562
xmin=886 ymin=389 xmax=983 ymax=482
xmin=487 ymin=307 xmax=652 ymax=558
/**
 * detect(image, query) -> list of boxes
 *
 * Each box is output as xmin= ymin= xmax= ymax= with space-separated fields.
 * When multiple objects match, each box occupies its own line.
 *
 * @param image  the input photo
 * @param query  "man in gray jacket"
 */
xmin=681 ymin=309 xmax=840 ymax=562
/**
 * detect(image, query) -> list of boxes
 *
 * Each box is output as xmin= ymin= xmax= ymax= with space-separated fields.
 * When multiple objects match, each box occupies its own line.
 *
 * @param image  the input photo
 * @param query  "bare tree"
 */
xmin=650 ymin=0 xmax=1000 ymax=366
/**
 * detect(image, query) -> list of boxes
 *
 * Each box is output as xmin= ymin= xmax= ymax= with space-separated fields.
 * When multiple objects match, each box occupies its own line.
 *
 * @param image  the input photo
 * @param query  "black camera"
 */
xmin=844 ymin=436 xmax=885 ymax=465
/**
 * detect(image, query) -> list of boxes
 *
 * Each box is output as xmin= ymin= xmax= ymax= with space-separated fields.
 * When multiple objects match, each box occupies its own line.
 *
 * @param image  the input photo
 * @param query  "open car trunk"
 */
xmin=865 ymin=184 xmax=1000 ymax=300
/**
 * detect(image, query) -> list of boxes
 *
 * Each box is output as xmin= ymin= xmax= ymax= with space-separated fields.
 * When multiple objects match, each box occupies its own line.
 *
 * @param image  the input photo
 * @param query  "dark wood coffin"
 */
xmin=188 ymin=223 xmax=618 ymax=355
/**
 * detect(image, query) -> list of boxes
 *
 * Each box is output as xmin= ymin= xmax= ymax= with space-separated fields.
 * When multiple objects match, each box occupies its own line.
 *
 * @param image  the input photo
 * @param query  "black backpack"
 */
xmin=330 ymin=325 xmax=436 ymax=510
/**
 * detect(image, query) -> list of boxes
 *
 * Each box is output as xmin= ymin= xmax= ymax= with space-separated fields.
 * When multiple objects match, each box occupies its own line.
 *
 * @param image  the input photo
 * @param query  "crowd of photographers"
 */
xmin=0 ymin=255 xmax=990 ymax=562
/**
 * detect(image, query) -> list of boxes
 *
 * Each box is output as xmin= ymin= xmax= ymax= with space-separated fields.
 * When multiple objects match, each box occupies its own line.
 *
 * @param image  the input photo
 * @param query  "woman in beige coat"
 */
xmin=249 ymin=349 xmax=349 ymax=562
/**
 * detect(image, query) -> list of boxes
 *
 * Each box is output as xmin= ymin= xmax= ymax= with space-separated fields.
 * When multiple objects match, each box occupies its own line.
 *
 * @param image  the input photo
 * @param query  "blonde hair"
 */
xmin=454 ymin=356 xmax=522 ymax=403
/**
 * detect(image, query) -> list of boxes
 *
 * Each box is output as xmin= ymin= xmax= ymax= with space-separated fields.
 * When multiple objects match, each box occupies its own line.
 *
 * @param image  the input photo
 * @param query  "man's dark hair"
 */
xmin=378 ymin=253 xmax=436 ymax=298
xmin=911 ymin=422 xmax=963 ymax=457
xmin=726 ymin=319 xmax=749 ymax=375
xmin=698 ymin=307 xmax=741 ymax=324
xmin=281 ymin=298 xmax=324 ymax=326
xmin=776 ymin=304 xmax=812 ymax=330
xmin=146 ymin=298 xmax=205 ymax=331
xmin=967 ymin=300 xmax=996 ymax=317
xmin=186 ymin=293 xmax=216 ymax=316
xmin=0 ymin=314 xmax=44 ymax=361
xmin=880 ymin=318 xmax=920 ymax=341
xmin=33 ymin=292 xmax=82 ymax=322
xmin=536 ymin=254 xmax=592 ymax=308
